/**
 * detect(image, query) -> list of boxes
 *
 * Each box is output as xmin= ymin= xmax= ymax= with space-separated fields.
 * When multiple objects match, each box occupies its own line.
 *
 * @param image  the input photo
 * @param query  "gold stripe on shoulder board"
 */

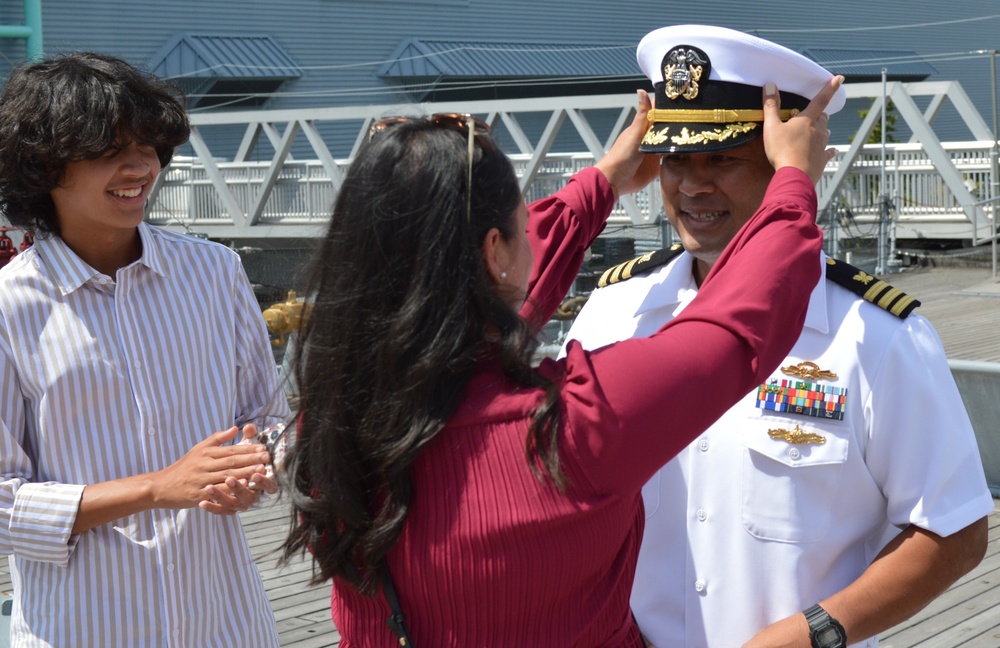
xmin=824 ymin=258 xmax=921 ymax=318
xmin=597 ymin=244 xmax=684 ymax=288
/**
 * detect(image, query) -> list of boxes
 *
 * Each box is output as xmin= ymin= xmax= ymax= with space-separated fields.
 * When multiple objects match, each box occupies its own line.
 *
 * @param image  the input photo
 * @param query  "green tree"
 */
xmin=852 ymin=100 xmax=898 ymax=144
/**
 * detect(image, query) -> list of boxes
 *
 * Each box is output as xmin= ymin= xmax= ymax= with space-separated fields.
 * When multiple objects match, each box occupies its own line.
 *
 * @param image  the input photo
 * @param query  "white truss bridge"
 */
xmin=147 ymin=81 xmax=1000 ymax=247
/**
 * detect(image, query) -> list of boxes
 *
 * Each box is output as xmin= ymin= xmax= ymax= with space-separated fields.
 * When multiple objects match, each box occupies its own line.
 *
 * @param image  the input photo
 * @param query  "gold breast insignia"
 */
xmin=781 ymin=361 xmax=838 ymax=381
xmin=768 ymin=424 xmax=826 ymax=445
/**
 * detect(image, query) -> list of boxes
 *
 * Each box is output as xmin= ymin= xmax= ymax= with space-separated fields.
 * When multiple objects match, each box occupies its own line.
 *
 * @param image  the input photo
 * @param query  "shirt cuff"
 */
xmin=10 ymin=482 xmax=85 ymax=566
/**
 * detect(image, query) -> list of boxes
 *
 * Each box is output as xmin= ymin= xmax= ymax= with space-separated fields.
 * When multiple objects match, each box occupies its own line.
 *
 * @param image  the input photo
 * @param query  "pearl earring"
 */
xmin=500 ymin=271 xmax=507 ymax=279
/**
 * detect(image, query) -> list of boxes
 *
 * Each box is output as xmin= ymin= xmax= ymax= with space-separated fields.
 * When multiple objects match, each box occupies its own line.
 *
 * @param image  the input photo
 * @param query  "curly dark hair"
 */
xmin=0 ymin=51 xmax=190 ymax=234
xmin=280 ymin=117 xmax=564 ymax=594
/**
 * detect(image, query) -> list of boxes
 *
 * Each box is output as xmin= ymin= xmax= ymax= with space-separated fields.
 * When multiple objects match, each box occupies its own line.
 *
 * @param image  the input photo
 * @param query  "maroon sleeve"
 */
xmin=519 ymin=167 xmax=615 ymax=329
xmin=551 ymin=167 xmax=823 ymax=496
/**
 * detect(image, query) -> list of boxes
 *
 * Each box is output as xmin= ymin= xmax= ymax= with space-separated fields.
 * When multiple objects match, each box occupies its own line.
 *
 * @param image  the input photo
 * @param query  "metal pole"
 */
xmin=991 ymin=51 xmax=998 ymax=279
xmin=877 ymin=68 xmax=888 ymax=275
xmin=23 ymin=0 xmax=43 ymax=60
xmin=0 ymin=0 xmax=43 ymax=60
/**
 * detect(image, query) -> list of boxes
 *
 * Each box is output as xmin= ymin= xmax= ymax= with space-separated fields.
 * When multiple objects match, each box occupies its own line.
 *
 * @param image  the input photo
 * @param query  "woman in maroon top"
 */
xmin=281 ymin=79 xmax=841 ymax=647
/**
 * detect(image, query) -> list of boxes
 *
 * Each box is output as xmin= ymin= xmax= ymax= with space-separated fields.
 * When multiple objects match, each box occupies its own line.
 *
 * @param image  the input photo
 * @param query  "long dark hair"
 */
xmin=0 ymin=51 xmax=189 ymax=234
xmin=280 ymin=117 xmax=563 ymax=594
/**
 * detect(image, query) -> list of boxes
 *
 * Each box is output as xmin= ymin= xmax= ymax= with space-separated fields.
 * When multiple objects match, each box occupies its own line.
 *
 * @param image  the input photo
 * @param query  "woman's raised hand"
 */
xmin=762 ymin=75 xmax=844 ymax=184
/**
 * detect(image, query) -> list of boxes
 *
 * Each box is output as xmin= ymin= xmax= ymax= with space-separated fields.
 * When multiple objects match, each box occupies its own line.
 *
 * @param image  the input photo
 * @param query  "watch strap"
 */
xmin=804 ymin=604 xmax=847 ymax=648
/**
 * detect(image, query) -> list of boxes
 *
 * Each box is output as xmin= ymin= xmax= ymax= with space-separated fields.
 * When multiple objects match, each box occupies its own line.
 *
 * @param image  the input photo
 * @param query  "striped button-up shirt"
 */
xmin=0 ymin=223 xmax=291 ymax=647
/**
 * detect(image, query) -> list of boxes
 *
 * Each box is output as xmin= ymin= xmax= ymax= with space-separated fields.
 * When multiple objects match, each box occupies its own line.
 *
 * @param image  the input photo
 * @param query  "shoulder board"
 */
xmin=597 ymin=244 xmax=684 ymax=288
xmin=824 ymin=257 xmax=921 ymax=319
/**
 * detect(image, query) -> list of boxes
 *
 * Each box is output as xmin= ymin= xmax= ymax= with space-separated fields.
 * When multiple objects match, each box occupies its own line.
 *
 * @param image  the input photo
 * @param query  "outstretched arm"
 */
xmin=523 ymin=90 xmax=658 ymax=326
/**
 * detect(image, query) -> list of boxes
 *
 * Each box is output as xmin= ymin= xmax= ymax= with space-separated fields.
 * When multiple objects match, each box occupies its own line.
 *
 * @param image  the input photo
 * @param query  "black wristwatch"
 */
xmin=804 ymin=604 xmax=847 ymax=648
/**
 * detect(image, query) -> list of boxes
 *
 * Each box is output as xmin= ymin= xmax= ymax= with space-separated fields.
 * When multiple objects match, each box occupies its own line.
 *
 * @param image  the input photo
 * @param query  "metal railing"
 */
xmin=949 ymin=360 xmax=1000 ymax=496
xmin=148 ymin=141 xmax=997 ymax=243
xmin=144 ymin=82 xmax=1000 ymax=242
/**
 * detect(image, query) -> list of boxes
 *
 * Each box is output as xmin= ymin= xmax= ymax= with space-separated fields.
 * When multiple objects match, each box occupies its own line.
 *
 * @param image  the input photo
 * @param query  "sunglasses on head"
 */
xmin=368 ymin=113 xmax=491 ymax=223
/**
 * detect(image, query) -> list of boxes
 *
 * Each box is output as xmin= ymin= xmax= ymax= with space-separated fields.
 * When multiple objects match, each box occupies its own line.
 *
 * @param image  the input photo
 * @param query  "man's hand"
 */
xmin=152 ymin=425 xmax=271 ymax=511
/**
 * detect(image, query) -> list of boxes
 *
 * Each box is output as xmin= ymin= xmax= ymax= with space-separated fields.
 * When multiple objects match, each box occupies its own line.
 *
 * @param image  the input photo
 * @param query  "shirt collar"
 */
xmin=33 ymin=222 xmax=168 ymax=295
xmin=634 ymin=250 xmax=830 ymax=335
xmin=804 ymin=253 xmax=831 ymax=335
xmin=634 ymin=252 xmax=697 ymax=316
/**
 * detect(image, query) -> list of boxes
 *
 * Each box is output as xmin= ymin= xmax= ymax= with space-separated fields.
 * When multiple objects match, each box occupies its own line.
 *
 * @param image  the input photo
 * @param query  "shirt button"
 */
xmin=694 ymin=579 xmax=706 ymax=592
xmin=789 ymin=448 xmax=801 ymax=460
xmin=698 ymin=438 xmax=710 ymax=452
xmin=696 ymin=509 xmax=708 ymax=522
xmin=147 ymin=427 xmax=156 ymax=436
xmin=167 ymin=563 xmax=175 ymax=572
xmin=134 ymin=360 xmax=142 ymax=369
xmin=172 ymin=629 xmax=180 ymax=638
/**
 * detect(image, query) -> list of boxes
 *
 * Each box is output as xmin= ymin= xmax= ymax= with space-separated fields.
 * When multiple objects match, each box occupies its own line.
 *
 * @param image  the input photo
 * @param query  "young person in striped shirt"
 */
xmin=0 ymin=52 xmax=289 ymax=646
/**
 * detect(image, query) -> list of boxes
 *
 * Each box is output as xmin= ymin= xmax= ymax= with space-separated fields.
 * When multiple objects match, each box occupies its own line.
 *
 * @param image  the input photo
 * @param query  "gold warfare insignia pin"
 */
xmin=767 ymin=424 xmax=826 ymax=445
xmin=781 ymin=361 xmax=838 ymax=381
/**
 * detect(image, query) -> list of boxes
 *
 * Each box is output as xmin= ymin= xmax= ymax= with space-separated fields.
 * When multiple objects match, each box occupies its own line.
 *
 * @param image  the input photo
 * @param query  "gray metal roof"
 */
xmin=378 ymin=38 xmax=641 ymax=79
xmin=149 ymin=34 xmax=303 ymax=80
xmin=800 ymin=48 xmax=936 ymax=81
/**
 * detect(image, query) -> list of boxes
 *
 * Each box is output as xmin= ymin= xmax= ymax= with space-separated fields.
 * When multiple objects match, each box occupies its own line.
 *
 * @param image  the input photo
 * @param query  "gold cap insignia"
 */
xmin=663 ymin=45 xmax=709 ymax=101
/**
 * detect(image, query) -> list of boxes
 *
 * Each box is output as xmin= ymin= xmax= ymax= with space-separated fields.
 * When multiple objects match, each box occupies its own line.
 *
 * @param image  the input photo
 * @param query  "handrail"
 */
xmin=970 ymin=196 xmax=1000 ymax=277
xmin=0 ymin=0 xmax=43 ymax=59
xmin=147 ymin=141 xmax=1000 ymax=244
xmin=948 ymin=359 xmax=1000 ymax=496
xmin=141 ymin=81 xmax=1000 ymax=242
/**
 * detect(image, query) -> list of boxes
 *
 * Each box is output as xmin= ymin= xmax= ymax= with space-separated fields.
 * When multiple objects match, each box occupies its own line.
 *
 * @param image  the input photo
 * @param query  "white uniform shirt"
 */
xmin=0 ymin=223 xmax=290 ymax=647
xmin=563 ymin=251 xmax=993 ymax=648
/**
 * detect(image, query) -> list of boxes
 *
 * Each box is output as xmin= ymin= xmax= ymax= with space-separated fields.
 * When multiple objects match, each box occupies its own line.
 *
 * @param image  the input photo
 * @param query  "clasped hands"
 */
xmin=155 ymin=424 xmax=279 ymax=516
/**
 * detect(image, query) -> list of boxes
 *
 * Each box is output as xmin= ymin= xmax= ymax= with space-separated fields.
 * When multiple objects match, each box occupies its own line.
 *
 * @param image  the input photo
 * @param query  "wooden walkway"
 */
xmin=885 ymin=267 xmax=1000 ymax=363
xmin=2 ymin=266 xmax=999 ymax=646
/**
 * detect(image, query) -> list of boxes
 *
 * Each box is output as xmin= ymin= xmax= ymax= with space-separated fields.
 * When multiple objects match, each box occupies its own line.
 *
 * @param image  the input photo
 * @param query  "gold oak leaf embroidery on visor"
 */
xmin=642 ymin=125 xmax=671 ymax=146
xmin=671 ymin=122 xmax=758 ymax=146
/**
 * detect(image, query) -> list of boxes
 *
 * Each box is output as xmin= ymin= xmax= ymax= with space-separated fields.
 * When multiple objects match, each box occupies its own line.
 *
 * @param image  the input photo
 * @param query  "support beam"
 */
xmin=248 ymin=121 xmax=301 ymax=225
xmin=187 ymin=128 xmax=246 ymax=225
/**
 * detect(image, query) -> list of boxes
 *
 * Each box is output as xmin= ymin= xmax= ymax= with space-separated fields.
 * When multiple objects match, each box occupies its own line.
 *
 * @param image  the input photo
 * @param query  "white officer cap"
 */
xmin=636 ymin=24 xmax=847 ymax=153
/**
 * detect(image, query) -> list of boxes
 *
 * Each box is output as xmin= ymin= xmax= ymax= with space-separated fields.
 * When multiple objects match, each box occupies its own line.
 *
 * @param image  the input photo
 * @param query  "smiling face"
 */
xmin=659 ymin=136 xmax=775 ymax=284
xmin=50 ymin=139 xmax=161 ymax=263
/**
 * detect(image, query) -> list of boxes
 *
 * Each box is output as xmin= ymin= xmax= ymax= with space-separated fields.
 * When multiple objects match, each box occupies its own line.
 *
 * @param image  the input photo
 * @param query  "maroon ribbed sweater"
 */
xmin=330 ymin=167 xmax=821 ymax=646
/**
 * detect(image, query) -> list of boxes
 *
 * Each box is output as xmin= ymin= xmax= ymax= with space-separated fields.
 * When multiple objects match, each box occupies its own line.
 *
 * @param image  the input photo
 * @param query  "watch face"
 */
xmin=816 ymin=625 xmax=843 ymax=646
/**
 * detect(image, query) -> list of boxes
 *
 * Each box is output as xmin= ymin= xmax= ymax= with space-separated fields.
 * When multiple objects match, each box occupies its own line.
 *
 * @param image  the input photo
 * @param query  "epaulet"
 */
xmin=597 ymin=244 xmax=684 ymax=288
xmin=824 ymin=257 xmax=921 ymax=319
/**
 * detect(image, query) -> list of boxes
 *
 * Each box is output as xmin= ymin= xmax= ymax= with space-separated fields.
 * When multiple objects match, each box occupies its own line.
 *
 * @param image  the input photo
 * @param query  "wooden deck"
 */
xmin=879 ymin=506 xmax=1000 ymax=647
xmin=256 ymin=499 xmax=1000 ymax=647
xmin=2 ymin=266 xmax=999 ymax=646
xmin=885 ymin=266 xmax=1000 ymax=363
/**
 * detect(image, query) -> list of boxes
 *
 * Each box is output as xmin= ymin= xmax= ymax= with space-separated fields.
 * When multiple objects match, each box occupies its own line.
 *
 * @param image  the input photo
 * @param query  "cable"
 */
xmin=754 ymin=13 xmax=1000 ymax=34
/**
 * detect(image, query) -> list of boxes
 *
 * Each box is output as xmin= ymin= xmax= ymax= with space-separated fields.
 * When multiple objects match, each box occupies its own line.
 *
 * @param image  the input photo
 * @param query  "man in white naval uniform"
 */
xmin=563 ymin=24 xmax=992 ymax=648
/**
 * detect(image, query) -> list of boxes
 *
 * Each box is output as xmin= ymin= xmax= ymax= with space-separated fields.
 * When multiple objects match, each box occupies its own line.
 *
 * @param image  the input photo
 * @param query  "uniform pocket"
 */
xmin=741 ymin=419 xmax=849 ymax=542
